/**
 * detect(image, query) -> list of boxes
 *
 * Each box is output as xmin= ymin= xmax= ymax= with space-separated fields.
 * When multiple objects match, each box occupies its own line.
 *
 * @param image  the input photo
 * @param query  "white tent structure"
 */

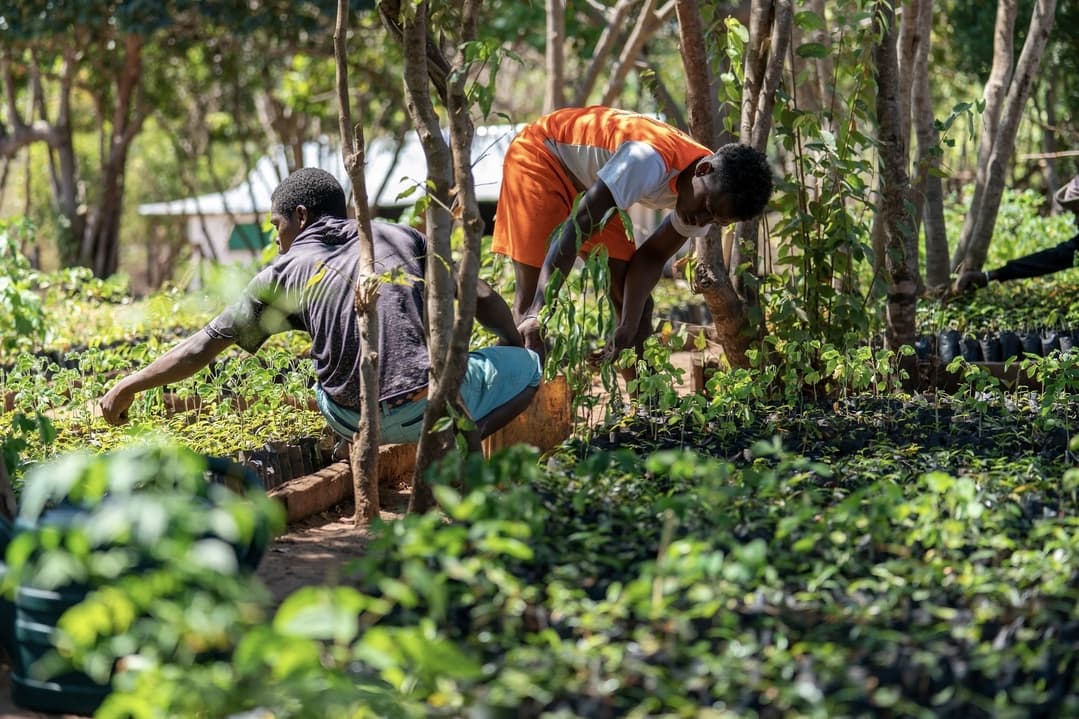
xmin=138 ymin=124 xmax=521 ymax=265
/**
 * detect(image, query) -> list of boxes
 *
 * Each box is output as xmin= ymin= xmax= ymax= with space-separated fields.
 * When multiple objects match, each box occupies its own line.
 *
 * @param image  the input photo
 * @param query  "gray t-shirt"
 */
xmin=205 ymin=217 xmax=429 ymax=408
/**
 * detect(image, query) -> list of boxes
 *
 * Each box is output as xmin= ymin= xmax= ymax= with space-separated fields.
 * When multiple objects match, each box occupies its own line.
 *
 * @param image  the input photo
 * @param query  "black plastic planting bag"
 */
xmin=1041 ymin=329 xmax=1061 ymax=356
xmin=999 ymin=330 xmax=1022 ymax=360
xmin=960 ymin=335 xmax=981 ymax=362
xmin=938 ymin=329 xmax=960 ymax=363
xmin=1059 ymin=330 xmax=1075 ymax=353
xmin=1019 ymin=330 xmax=1042 ymax=358
xmin=913 ymin=335 xmax=934 ymax=360
xmin=979 ymin=333 xmax=1003 ymax=362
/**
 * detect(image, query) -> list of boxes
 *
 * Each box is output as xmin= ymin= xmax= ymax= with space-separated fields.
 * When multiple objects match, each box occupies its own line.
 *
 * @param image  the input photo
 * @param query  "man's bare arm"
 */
xmin=100 ymin=331 xmax=235 ymax=424
xmin=614 ymin=217 xmax=687 ymax=350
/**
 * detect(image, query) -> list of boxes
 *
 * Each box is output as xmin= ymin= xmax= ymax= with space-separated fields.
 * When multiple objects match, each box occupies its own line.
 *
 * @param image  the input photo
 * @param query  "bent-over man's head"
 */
xmin=706 ymin=143 xmax=774 ymax=221
xmin=675 ymin=143 xmax=774 ymax=229
xmin=270 ymin=168 xmax=348 ymax=252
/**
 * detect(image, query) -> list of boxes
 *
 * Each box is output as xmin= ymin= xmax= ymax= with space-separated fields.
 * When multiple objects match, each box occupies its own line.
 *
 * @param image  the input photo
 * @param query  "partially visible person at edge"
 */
xmin=954 ymin=174 xmax=1079 ymax=293
xmin=491 ymin=105 xmax=774 ymax=362
xmin=100 ymin=168 xmax=542 ymax=448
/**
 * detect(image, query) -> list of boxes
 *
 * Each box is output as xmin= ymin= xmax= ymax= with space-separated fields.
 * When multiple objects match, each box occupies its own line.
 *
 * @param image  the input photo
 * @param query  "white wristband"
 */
xmin=983 ymin=270 xmax=991 ymax=284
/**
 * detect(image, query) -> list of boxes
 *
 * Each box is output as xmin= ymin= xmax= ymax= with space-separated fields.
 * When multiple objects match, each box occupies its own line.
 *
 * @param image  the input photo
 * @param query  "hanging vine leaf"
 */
xmin=795 ymin=42 xmax=829 ymax=59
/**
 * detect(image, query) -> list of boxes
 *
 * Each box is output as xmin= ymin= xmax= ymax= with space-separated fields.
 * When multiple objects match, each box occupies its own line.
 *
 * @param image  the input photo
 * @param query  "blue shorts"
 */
xmin=315 ymin=347 xmax=542 ymax=444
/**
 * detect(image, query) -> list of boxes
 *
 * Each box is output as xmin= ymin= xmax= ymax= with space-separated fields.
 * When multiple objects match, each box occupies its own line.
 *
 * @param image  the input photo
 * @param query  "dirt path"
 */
xmin=256 ymin=486 xmax=411 ymax=606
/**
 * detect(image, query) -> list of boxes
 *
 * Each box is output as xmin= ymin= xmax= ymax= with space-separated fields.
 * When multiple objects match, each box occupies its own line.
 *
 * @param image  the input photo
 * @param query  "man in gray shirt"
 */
xmin=100 ymin=168 xmax=541 ymax=445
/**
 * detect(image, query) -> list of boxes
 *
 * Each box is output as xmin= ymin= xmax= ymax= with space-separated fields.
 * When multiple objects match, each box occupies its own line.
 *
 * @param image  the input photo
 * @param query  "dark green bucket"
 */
xmin=10 ymin=584 xmax=109 ymax=715
xmin=2 ymin=454 xmax=271 ymax=714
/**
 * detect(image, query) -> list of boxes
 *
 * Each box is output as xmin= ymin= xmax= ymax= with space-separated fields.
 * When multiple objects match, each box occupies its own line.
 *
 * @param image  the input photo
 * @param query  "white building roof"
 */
xmin=138 ymin=124 xmax=520 ymax=217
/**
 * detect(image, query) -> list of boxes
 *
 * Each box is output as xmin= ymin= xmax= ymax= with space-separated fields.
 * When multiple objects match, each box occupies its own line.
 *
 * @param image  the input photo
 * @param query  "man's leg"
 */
xmin=475 ymin=384 xmax=539 ymax=439
xmin=459 ymin=347 xmax=543 ymax=440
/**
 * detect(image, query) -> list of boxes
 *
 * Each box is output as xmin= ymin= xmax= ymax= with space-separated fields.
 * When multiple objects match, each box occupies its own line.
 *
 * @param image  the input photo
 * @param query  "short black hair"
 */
xmin=271 ymin=167 xmax=348 ymax=220
xmin=707 ymin=143 xmax=774 ymax=220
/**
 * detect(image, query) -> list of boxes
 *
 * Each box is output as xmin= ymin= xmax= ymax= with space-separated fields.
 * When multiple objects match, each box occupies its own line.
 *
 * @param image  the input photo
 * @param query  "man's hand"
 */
xmin=953 ymin=270 xmax=989 ymax=294
xmin=611 ymin=323 xmax=637 ymax=354
xmin=516 ymin=316 xmax=545 ymax=361
xmin=99 ymin=384 xmax=134 ymax=425
xmin=591 ymin=323 xmax=639 ymax=366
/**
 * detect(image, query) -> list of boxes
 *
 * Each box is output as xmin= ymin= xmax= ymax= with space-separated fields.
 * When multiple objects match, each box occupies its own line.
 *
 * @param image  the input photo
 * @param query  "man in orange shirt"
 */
xmin=492 ymin=105 xmax=774 ymax=362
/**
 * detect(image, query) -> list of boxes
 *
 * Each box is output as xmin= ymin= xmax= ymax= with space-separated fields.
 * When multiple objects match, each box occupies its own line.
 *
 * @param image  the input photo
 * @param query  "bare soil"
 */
xmin=255 ymin=486 xmax=413 ymax=607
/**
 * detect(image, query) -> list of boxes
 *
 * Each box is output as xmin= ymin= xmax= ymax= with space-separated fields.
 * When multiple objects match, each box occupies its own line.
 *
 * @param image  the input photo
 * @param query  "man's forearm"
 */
xmin=618 ymin=218 xmax=687 ymax=341
xmin=992 ymin=233 xmax=1079 ymax=282
xmin=124 ymin=332 xmax=232 ymax=393
xmin=529 ymin=181 xmax=617 ymax=316
xmin=528 ymin=229 xmax=582 ymax=316
xmin=476 ymin=279 xmax=523 ymax=346
xmin=619 ymin=258 xmax=664 ymax=340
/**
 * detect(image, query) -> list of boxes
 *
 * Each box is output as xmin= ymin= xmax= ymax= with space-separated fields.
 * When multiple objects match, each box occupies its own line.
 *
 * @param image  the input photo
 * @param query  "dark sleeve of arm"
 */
xmin=205 ymin=273 xmax=292 ymax=353
xmin=993 ymin=233 xmax=1079 ymax=282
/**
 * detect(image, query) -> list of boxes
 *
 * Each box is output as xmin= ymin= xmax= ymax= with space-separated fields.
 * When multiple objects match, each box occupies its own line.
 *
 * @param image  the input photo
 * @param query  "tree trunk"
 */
xmin=3 ymin=40 xmax=143 ymax=278
xmin=693 ymin=232 xmax=757 ymax=365
xmin=82 ymin=35 xmax=146 ymax=278
xmin=895 ymin=0 xmax=918 ymax=155
xmin=730 ymin=0 xmax=790 ymax=328
xmin=911 ymin=0 xmax=949 ymax=290
xmin=378 ymin=0 xmax=450 ymax=106
xmin=600 ymin=1 xmax=677 ymax=106
xmin=892 ymin=0 xmax=930 ymax=296
xmin=390 ymin=1 xmax=466 ymax=514
xmin=440 ymin=0 xmax=485 ymax=466
xmin=254 ymin=86 xmax=305 ymax=174
xmin=868 ymin=1 xmax=932 ymax=292
xmin=738 ymin=0 xmax=772 ymax=147
xmin=677 ymin=0 xmax=753 ymax=368
xmin=874 ymin=0 xmax=919 ymax=353
xmin=545 ymin=0 xmax=566 ymax=112
xmin=950 ymin=0 xmax=1017 ymax=270
xmin=676 ymin=0 xmax=719 ymax=148
xmin=679 ymin=0 xmax=790 ymax=368
xmin=0 ymin=52 xmax=62 ymax=156
xmin=573 ymin=0 xmax=635 ymax=106
xmin=35 ymin=50 xmax=86 ymax=269
xmin=953 ymin=0 xmax=1057 ymax=272
xmin=334 ymin=0 xmax=382 ymax=526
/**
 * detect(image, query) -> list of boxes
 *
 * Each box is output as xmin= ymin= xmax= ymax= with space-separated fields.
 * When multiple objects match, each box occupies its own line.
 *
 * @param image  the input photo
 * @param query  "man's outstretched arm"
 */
xmin=955 ymin=233 xmax=1079 ymax=292
xmin=613 ymin=217 xmax=687 ymax=351
xmin=100 ymin=330 xmax=235 ymax=424
xmin=517 ymin=180 xmax=619 ymax=344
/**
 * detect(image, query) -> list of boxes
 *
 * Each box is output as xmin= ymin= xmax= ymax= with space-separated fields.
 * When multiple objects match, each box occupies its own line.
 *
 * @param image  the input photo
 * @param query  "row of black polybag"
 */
xmin=914 ymin=328 xmax=1079 ymax=363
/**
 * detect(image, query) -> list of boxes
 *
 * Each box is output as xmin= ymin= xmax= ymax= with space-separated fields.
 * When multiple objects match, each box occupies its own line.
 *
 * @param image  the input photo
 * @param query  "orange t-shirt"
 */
xmin=532 ymin=107 xmax=710 ymax=221
xmin=492 ymin=107 xmax=712 ymax=266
